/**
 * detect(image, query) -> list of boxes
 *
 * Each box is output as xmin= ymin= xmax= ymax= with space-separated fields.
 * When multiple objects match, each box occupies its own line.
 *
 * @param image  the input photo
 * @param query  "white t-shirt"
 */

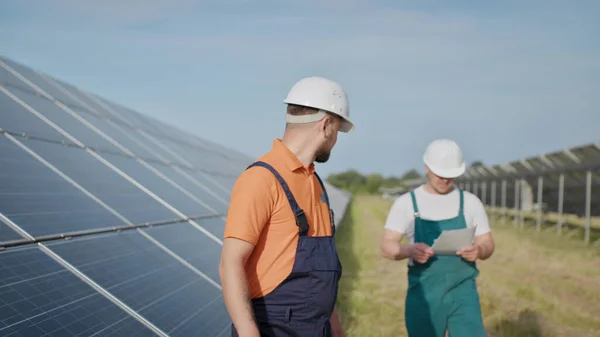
xmin=384 ymin=184 xmax=491 ymax=265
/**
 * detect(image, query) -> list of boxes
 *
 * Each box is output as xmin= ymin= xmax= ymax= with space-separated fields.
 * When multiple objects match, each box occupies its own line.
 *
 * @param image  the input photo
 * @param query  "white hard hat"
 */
xmin=283 ymin=76 xmax=354 ymax=133
xmin=423 ymin=139 xmax=466 ymax=178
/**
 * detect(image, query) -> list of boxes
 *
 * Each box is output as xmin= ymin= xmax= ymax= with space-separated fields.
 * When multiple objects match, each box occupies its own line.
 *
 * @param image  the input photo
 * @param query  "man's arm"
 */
xmin=474 ymin=232 xmax=494 ymax=260
xmin=381 ymin=229 xmax=434 ymax=262
xmin=457 ymin=193 xmax=495 ymax=262
xmin=472 ymin=193 xmax=495 ymax=260
xmin=219 ymin=238 xmax=260 ymax=337
xmin=380 ymin=195 xmax=434 ymax=262
xmin=219 ymin=168 xmax=275 ymax=337
xmin=381 ymin=229 xmax=412 ymax=260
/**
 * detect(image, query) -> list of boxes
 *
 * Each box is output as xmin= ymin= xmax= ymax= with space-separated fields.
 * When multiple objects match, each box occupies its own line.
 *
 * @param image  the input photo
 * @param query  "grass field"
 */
xmin=334 ymin=194 xmax=600 ymax=337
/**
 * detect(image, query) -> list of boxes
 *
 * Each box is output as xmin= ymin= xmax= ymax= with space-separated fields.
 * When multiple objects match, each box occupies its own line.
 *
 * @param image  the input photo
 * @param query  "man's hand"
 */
xmin=234 ymin=325 xmax=261 ymax=337
xmin=456 ymin=244 xmax=480 ymax=262
xmin=458 ymin=232 xmax=495 ymax=262
xmin=410 ymin=243 xmax=434 ymax=264
xmin=330 ymin=307 xmax=344 ymax=337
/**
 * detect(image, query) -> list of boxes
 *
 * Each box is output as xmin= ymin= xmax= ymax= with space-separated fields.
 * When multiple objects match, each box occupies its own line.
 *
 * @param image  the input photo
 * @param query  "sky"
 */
xmin=0 ymin=0 xmax=599 ymax=178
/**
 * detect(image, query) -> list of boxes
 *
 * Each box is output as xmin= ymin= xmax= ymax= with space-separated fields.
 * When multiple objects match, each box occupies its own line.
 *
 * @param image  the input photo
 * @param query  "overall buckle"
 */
xmin=294 ymin=210 xmax=309 ymax=234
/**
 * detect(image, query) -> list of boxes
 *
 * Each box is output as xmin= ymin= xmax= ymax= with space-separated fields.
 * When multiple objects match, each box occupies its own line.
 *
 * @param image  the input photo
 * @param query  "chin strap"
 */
xmin=285 ymin=110 xmax=327 ymax=124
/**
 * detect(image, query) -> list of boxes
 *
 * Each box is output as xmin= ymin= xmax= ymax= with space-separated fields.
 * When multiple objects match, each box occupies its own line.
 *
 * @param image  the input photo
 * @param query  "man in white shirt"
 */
xmin=380 ymin=139 xmax=495 ymax=337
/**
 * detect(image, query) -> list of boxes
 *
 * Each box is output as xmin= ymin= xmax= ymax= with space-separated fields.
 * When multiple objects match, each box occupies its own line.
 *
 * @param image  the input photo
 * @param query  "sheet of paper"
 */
xmin=431 ymin=227 xmax=476 ymax=255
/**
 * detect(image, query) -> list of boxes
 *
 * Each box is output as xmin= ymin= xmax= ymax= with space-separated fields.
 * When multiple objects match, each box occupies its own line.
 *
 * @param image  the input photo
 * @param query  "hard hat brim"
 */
xmin=283 ymin=101 xmax=354 ymax=133
xmin=424 ymin=159 xmax=466 ymax=179
xmin=339 ymin=117 xmax=354 ymax=133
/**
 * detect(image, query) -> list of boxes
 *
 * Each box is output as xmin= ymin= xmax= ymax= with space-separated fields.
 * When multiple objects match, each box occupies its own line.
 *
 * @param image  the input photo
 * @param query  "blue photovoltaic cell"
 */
xmin=6 ymin=88 xmax=126 ymax=154
xmin=0 ymin=246 xmax=153 ymax=337
xmin=74 ymin=110 xmax=169 ymax=163
xmin=0 ymin=222 xmax=22 ymax=243
xmin=48 ymin=231 xmax=232 ymax=336
xmin=147 ymin=164 xmax=229 ymax=214
xmin=20 ymin=138 xmax=179 ymax=226
xmin=0 ymin=87 xmax=73 ymax=143
xmin=161 ymin=138 xmax=232 ymax=175
xmin=0 ymin=57 xmax=86 ymax=111
xmin=118 ymin=133 xmax=233 ymax=204
xmin=49 ymin=87 xmax=141 ymax=131
xmin=127 ymin=132 xmax=203 ymax=169
xmin=0 ymin=135 xmax=131 ymax=238
xmin=190 ymin=217 xmax=227 ymax=243
xmin=96 ymin=152 xmax=219 ymax=217
xmin=88 ymin=95 xmax=166 ymax=135
xmin=142 ymin=121 xmax=249 ymax=169
xmin=177 ymin=128 xmax=251 ymax=164
xmin=211 ymin=175 xmax=237 ymax=192
xmin=143 ymin=222 xmax=223 ymax=284
xmin=0 ymin=67 xmax=35 ymax=95
xmin=192 ymin=173 xmax=235 ymax=197
xmin=190 ymin=171 xmax=233 ymax=204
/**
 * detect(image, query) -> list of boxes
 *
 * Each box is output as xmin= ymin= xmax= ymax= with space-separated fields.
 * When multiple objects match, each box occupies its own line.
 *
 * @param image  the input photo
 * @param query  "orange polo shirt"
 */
xmin=223 ymin=139 xmax=333 ymax=299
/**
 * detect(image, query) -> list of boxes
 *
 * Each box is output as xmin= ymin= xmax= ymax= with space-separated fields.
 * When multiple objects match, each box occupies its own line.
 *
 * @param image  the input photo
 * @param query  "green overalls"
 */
xmin=404 ymin=189 xmax=487 ymax=337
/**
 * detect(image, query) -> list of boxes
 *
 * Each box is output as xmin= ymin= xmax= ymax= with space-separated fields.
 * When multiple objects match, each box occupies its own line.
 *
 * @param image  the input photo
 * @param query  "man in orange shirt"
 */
xmin=219 ymin=76 xmax=355 ymax=337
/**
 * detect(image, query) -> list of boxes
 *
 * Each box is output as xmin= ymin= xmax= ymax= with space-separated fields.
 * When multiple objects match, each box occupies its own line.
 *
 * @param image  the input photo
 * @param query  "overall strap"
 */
xmin=246 ymin=161 xmax=309 ymax=236
xmin=410 ymin=190 xmax=420 ymax=218
xmin=459 ymin=189 xmax=464 ymax=215
xmin=314 ymin=172 xmax=336 ymax=234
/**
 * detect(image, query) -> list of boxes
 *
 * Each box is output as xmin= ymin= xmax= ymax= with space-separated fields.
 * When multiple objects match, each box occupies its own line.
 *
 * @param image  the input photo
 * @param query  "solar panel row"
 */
xmin=0 ymin=55 xmax=352 ymax=336
xmin=456 ymin=143 xmax=600 ymax=217
xmin=0 ymin=55 xmax=243 ymax=336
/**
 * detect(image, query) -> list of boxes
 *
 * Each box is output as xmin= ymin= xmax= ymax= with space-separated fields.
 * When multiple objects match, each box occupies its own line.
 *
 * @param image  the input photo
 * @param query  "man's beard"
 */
xmin=315 ymin=148 xmax=331 ymax=163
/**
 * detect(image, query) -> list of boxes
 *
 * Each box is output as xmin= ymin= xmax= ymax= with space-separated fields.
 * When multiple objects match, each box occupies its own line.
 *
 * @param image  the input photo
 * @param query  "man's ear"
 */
xmin=320 ymin=115 xmax=335 ymax=137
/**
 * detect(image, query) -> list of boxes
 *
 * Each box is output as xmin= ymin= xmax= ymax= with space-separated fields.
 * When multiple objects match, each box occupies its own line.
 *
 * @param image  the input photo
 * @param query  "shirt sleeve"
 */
xmin=466 ymin=193 xmax=492 ymax=236
xmin=383 ymin=194 xmax=413 ymax=234
xmin=223 ymin=167 xmax=276 ymax=245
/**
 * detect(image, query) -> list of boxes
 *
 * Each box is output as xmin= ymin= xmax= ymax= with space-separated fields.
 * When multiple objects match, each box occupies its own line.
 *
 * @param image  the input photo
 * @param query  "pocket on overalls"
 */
xmin=307 ymin=254 xmax=340 ymax=316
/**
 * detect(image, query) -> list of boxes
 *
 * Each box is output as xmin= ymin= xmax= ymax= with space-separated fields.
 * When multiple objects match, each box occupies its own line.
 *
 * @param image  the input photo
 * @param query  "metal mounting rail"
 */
xmin=0 ymin=213 xmax=225 ymax=251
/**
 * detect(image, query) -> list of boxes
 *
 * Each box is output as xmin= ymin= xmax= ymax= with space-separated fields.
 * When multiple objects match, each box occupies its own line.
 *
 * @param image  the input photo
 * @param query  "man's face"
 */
xmin=315 ymin=115 xmax=341 ymax=163
xmin=426 ymin=166 xmax=456 ymax=194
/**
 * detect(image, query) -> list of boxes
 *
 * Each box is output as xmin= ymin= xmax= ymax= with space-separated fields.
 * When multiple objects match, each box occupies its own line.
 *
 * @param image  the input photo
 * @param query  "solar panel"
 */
xmin=0 ymin=222 xmax=22 ymax=243
xmin=0 ymin=246 xmax=154 ymax=336
xmin=0 ymin=135 xmax=130 ymax=237
xmin=1 ymin=57 xmax=86 ymax=110
xmin=46 ymin=231 xmax=230 ymax=337
xmin=142 ymin=223 xmax=223 ymax=283
xmin=10 ymin=136 xmax=179 ymax=228
xmin=456 ymin=144 xmax=600 ymax=217
xmin=0 ymin=85 xmax=77 ymax=144
xmin=0 ymin=54 xmax=352 ymax=336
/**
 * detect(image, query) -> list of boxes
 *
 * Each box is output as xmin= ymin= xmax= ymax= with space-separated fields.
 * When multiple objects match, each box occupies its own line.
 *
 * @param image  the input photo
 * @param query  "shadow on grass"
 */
xmin=489 ymin=309 xmax=544 ymax=337
xmin=333 ymin=197 xmax=361 ymax=330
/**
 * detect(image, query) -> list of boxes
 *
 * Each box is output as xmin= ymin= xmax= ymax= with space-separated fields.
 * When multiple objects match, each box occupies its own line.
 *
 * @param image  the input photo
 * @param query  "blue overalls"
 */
xmin=404 ymin=189 xmax=487 ymax=337
xmin=231 ymin=161 xmax=342 ymax=337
